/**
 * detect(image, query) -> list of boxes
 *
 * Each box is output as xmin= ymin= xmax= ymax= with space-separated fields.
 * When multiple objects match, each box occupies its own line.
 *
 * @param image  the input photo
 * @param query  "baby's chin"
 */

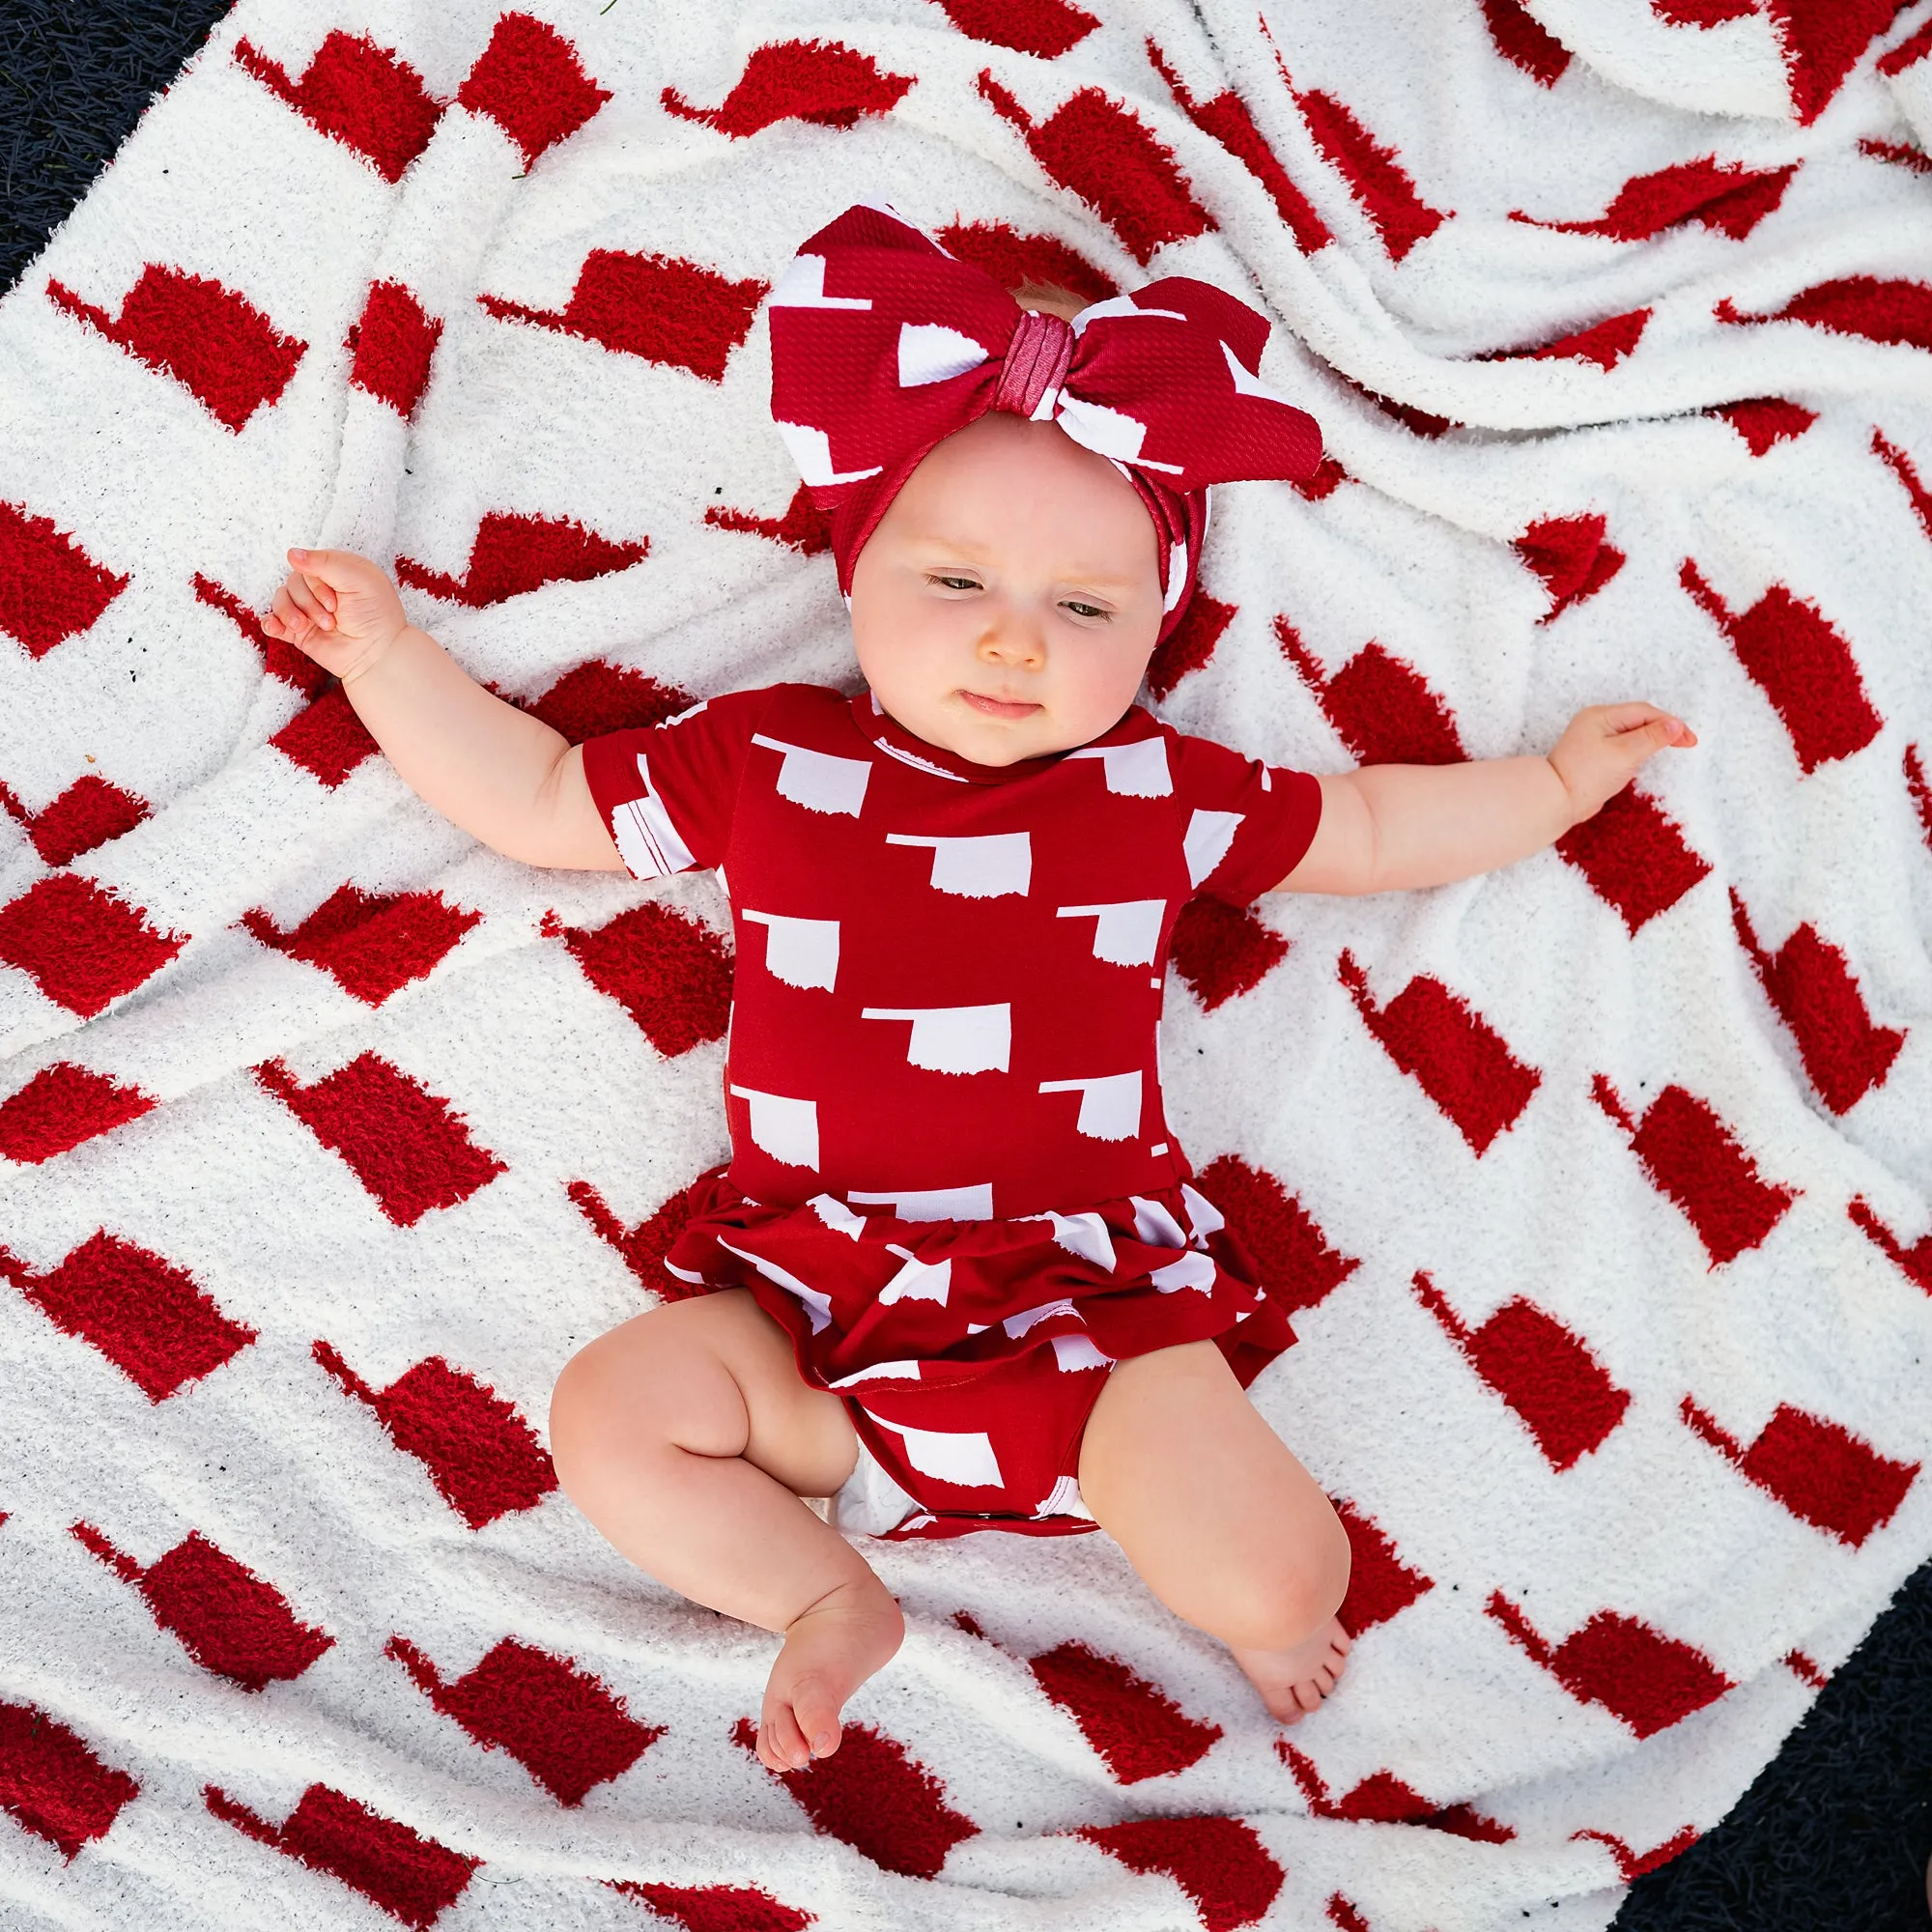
xmin=872 ymin=673 xmax=1145 ymax=766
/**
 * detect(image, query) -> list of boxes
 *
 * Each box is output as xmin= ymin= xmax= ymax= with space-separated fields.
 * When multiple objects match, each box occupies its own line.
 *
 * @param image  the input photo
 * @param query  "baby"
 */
xmin=263 ymin=205 xmax=1695 ymax=1776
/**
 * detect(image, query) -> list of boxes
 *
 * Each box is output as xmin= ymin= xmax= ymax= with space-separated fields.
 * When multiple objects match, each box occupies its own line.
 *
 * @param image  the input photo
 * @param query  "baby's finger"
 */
xmin=268 ymin=587 xmax=306 ymax=641
xmin=282 ymin=574 xmax=334 ymax=631
xmin=286 ymin=547 xmax=364 ymax=600
xmin=1621 ymin=714 xmax=1695 ymax=760
xmin=1595 ymin=700 xmax=1671 ymax=737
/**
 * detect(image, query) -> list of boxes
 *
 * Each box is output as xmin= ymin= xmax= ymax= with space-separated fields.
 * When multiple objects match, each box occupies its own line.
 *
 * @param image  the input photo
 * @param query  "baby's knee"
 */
xmin=547 ymin=1336 xmax=624 ymax=1488
xmin=549 ymin=1303 xmax=753 ymax=1485
xmin=1219 ymin=1499 xmax=1352 ymax=1649
xmin=548 ymin=1321 xmax=683 ymax=1480
xmin=1303 ymin=1497 xmax=1352 ymax=1621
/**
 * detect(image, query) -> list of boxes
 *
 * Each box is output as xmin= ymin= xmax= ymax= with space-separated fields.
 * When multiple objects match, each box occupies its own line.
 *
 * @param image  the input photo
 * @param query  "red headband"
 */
xmin=766 ymin=203 xmax=1323 ymax=641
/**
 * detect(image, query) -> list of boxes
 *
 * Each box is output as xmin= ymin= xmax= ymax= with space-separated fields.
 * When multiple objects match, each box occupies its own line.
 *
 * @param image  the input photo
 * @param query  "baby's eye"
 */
xmin=927 ymin=574 xmax=980 ymax=592
xmin=1063 ymin=600 xmax=1110 ymax=621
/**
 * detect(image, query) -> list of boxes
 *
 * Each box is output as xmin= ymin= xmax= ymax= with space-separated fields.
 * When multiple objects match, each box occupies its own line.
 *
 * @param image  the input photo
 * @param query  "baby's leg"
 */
xmin=548 ymin=1289 xmax=900 ymax=1771
xmin=1078 ymin=1339 xmax=1353 ymax=1723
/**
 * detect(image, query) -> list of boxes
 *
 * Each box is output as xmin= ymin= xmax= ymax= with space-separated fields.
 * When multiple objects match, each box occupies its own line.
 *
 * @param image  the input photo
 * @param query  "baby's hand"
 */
xmin=1548 ymin=702 xmax=1698 ymax=823
xmin=261 ymin=548 xmax=409 ymax=682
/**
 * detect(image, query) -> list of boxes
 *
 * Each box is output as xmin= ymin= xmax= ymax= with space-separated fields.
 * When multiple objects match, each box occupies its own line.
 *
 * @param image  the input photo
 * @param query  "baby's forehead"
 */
xmin=909 ymin=417 xmax=1141 ymax=510
xmin=888 ymin=441 xmax=1153 ymax=571
xmin=855 ymin=412 xmax=1160 ymax=586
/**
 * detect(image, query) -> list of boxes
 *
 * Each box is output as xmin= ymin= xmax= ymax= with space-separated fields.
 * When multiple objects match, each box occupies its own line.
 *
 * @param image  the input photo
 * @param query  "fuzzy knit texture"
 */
xmin=3 ymin=4 xmax=1932 ymax=1930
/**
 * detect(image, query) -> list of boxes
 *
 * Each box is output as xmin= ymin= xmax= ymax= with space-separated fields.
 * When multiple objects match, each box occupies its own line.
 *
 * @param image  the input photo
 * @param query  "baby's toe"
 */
xmin=757 ymin=1703 xmax=810 ymax=1774
xmin=1260 ymin=1681 xmax=1310 ymax=1724
xmin=785 ymin=1673 xmax=843 ymax=1759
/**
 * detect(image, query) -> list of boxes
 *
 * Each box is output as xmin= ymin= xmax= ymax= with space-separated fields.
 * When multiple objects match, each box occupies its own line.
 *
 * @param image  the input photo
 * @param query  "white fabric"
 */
xmin=869 ymin=1419 xmax=1006 ymax=1491
xmin=1 ymin=2 xmax=1930 ymax=1928
xmin=822 ymin=1437 xmax=924 ymax=1540
xmin=1037 ymin=1207 xmax=1119 ymax=1269
xmin=847 ymin=1181 xmax=996 ymax=1222
xmin=860 ymin=1002 xmax=1013 ymax=1074
xmin=610 ymin=756 xmax=694 ymax=878
xmin=876 ymin=1250 xmax=953 ymax=1307
xmin=897 ymin=321 xmax=990 ymax=387
xmin=1184 ymin=808 xmax=1244 ymax=887
xmin=1067 ymin=736 xmax=1175 ymax=797
xmin=1058 ymin=897 xmax=1168 ymax=966
xmin=885 ymin=830 xmax=1034 ymax=897
xmin=749 ymin=734 xmax=872 ymax=815
xmin=773 ymin=416 xmax=883 ymax=488
xmin=1037 ymin=1070 xmax=1145 ymax=1141
xmin=728 ymin=1085 xmax=820 ymax=1170
xmin=743 ymin=908 xmax=840 ymax=990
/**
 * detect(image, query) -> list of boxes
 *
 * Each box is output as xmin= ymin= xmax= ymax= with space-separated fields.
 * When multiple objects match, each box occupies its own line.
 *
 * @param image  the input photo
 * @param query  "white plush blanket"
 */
xmin=4 ymin=2 xmax=1931 ymax=1926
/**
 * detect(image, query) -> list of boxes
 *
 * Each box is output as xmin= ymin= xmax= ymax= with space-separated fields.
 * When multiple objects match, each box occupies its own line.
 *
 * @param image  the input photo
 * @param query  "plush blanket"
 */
xmin=3 ymin=2 xmax=1931 ymax=1926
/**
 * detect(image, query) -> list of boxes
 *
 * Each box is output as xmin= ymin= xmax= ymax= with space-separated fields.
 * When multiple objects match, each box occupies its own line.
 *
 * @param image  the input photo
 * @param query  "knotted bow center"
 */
xmin=992 ymin=308 xmax=1075 ymax=418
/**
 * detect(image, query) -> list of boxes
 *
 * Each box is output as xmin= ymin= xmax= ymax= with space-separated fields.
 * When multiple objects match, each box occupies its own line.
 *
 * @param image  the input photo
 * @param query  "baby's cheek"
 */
xmin=859 ymin=609 xmax=951 ymax=707
xmin=1060 ymin=630 xmax=1156 ymax=726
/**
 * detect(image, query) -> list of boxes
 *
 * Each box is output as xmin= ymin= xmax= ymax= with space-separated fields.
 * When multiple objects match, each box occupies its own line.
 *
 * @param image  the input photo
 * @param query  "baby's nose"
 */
xmin=979 ymin=614 xmax=1045 ymax=667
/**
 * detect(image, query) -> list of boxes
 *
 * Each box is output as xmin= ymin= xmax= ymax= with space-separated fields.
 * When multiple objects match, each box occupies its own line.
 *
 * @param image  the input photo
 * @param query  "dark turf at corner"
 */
xmin=2 ymin=3 xmax=1928 ymax=1925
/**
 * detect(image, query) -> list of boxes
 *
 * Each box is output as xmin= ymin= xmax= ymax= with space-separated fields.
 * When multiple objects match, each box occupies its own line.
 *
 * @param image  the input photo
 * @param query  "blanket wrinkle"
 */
xmin=1 ymin=2 xmax=1930 ymax=1928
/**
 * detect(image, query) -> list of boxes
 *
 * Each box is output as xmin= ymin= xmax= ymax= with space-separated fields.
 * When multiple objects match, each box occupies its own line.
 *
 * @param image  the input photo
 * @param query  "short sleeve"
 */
xmin=1170 ymin=729 xmax=1323 ymax=905
xmin=581 ymin=686 xmax=776 ymax=879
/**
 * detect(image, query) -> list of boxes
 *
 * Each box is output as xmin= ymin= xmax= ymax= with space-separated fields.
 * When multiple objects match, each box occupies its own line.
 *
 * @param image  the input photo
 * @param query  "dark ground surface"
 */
xmin=3 ymin=5 xmax=1930 ymax=1926
xmin=1 ymin=0 xmax=235 ymax=292
xmin=1615 ymin=1561 xmax=1932 ymax=1931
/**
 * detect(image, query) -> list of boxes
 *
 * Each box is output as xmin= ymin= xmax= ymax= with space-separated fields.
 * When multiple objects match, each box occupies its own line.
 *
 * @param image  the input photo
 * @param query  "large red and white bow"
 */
xmin=766 ymin=203 xmax=1323 ymax=640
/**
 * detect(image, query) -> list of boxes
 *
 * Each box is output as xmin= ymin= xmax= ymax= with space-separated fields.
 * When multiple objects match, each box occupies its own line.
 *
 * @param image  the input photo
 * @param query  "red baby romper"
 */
xmin=582 ymin=684 xmax=1322 ymax=1537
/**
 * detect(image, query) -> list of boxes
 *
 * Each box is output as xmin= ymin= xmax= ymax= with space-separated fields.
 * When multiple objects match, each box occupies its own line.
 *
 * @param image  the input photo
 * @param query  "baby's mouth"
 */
xmin=959 ymin=690 xmax=1042 ymax=720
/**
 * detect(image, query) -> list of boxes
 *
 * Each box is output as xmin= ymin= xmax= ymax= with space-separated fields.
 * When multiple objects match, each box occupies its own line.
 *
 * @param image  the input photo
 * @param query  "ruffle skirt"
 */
xmin=664 ymin=1169 xmax=1295 ymax=1538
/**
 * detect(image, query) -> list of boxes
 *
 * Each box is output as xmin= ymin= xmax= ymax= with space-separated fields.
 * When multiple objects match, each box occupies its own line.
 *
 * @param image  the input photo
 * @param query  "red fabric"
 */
xmin=0 ymin=774 xmax=149 ymax=867
xmin=764 ymin=203 xmax=1322 ymax=640
xmin=668 ymin=1168 xmax=1292 ymax=1531
xmin=582 ymin=682 xmax=1320 ymax=1528
xmin=0 ymin=502 xmax=129 ymax=660
xmin=0 ymin=872 xmax=184 ymax=1018
xmin=582 ymin=683 xmax=1321 ymax=1213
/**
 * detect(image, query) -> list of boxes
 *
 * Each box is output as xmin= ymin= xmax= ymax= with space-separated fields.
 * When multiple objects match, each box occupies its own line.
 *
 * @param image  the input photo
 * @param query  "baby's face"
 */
xmin=848 ymin=412 xmax=1164 ymax=765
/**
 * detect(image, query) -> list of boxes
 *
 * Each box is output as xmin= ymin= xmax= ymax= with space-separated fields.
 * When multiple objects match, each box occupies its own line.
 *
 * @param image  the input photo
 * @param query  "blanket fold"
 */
xmin=2 ymin=3 xmax=1929 ymax=1927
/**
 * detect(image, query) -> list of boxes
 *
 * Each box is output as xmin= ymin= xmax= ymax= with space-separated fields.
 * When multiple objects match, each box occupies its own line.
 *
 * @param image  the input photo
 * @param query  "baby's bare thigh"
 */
xmin=551 ymin=1289 xmax=858 ymax=1498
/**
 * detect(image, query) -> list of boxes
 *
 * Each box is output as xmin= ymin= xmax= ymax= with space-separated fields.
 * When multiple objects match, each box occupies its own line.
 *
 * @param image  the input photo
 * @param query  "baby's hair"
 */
xmin=1009 ymin=279 xmax=1089 ymax=323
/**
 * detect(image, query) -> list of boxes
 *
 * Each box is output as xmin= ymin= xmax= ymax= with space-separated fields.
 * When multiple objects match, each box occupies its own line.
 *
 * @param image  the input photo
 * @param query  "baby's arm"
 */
xmin=1276 ymin=702 xmax=1698 ymax=895
xmin=262 ymin=548 xmax=623 ymax=870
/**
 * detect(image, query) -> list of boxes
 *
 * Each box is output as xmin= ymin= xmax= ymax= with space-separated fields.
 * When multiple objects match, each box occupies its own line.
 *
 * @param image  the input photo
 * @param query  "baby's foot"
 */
xmin=1230 ymin=1615 xmax=1352 ymax=1725
xmin=757 ymin=1576 xmax=904 ymax=1772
